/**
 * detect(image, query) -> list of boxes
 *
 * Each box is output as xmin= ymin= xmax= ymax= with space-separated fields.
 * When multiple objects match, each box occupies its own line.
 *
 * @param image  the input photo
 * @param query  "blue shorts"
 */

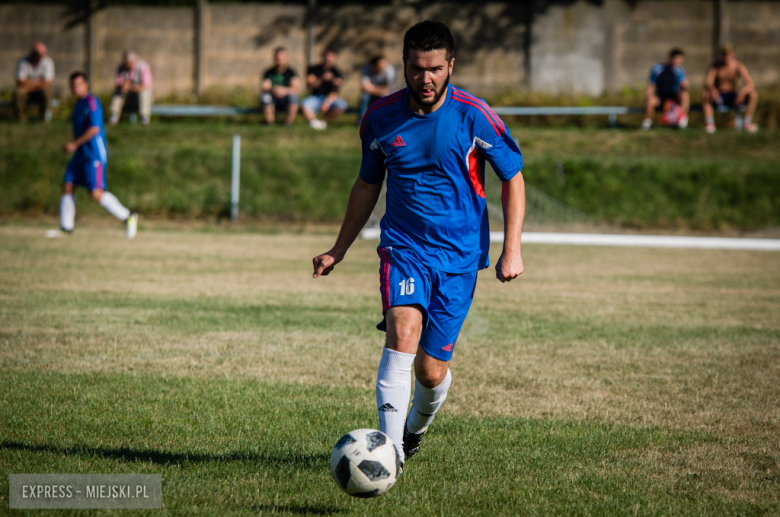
xmin=301 ymin=95 xmax=348 ymax=114
xmin=64 ymin=157 xmax=107 ymax=192
xmin=377 ymin=246 xmax=478 ymax=362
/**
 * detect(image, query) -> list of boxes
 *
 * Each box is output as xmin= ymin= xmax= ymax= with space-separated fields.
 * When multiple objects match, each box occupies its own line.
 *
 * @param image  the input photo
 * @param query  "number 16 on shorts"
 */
xmin=399 ymin=277 xmax=415 ymax=296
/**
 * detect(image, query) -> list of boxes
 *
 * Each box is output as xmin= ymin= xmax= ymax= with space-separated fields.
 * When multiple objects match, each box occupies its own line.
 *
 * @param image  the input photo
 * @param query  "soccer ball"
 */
xmin=330 ymin=429 xmax=401 ymax=498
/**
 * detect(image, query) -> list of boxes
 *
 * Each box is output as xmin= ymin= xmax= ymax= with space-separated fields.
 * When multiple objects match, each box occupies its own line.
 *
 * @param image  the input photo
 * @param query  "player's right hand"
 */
xmin=312 ymin=250 xmax=342 ymax=279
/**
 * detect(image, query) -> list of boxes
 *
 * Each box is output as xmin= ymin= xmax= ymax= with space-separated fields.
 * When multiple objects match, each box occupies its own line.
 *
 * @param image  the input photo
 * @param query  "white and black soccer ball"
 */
xmin=330 ymin=429 xmax=401 ymax=498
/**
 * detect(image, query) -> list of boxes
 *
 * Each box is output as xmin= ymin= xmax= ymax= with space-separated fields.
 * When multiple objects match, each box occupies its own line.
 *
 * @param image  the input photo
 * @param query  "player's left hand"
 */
xmin=312 ymin=249 xmax=343 ymax=279
xmin=62 ymin=141 xmax=78 ymax=153
xmin=495 ymin=251 xmax=524 ymax=283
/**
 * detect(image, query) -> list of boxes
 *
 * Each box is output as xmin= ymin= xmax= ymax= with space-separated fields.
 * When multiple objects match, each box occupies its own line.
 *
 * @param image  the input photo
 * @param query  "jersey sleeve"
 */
xmin=358 ymin=118 xmax=386 ymax=184
xmin=87 ymin=97 xmax=103 ymax=128
xmin=648 ymin=64 xmax=660 ymax=84
xmin=473 ymin=106 xmax=522 ymax=182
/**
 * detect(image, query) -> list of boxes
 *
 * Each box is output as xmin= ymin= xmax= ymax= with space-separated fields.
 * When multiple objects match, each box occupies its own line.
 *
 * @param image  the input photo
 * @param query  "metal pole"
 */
xmin=231 ymin=134 xmax=240 ymax=220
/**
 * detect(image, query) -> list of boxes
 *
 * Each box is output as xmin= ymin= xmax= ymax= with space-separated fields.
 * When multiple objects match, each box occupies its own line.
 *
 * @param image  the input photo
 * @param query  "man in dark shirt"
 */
xmin=261 ymin=47 xmax=300 ymax=126
xmin=301 ymin=49 xmax=348 ymax=130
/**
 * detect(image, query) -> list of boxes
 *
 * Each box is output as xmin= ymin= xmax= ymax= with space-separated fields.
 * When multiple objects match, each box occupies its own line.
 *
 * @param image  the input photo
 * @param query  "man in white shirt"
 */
xmin=14 ymin=42 xmax=55 ymax=122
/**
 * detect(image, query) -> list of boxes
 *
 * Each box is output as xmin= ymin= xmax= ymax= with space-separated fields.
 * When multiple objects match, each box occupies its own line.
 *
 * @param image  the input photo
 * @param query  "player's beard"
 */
xmin=405 ymin=68 xmax=450 ymax=108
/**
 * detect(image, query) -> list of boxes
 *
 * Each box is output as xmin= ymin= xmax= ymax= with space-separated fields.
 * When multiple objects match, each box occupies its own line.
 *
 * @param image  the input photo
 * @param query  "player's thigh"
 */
xmin=418 ymin=269 xmax=478 ymax=363
xmin=84 ymin=159 xmax=107 ymax=193
xmin=64 ymin=158 xmax=87 ymax=190
xmin=378 ymin=247 xmax=431 ymax=316
xmin=377 ymin=247 xmax=432 ymax=352
xmin=385 ymin=305 xmax=425 ymax=354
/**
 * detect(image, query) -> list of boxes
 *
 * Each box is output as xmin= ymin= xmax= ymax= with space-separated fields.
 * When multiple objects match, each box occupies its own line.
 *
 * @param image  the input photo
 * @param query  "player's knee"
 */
xmin=89 ymin=189 xmax=103 ymax=202
xmin=416 ymin=368 xmax=447 ymax=389
xmin=388 ymin=325 xmax=420 ymax=350
xmin=62 ymin=183 xmax=74 ymax=194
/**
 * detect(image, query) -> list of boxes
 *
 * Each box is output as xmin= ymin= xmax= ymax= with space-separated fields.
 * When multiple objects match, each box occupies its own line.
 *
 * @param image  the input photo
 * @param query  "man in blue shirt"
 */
xmin=312 ymin=21 xmax=525 ymax=472
xmin=641 ymin=48 xmax=690 ymax=130
xmin=48 ymin=71 xmax=138 ymax=239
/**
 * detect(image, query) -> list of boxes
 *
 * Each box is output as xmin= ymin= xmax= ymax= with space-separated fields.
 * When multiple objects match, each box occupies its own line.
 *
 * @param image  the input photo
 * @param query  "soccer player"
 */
xmin=48 ymin=71 xmax=138 ymax=238
xmin=312 ymin=21 xmax=525 ymax=471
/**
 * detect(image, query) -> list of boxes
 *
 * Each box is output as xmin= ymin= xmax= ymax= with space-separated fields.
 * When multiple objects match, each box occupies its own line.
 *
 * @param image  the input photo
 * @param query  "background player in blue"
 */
xmin=312 ymin=21 xmax=525 ymax=470
xmin=48 ymin=71 xmax=138 ymax=239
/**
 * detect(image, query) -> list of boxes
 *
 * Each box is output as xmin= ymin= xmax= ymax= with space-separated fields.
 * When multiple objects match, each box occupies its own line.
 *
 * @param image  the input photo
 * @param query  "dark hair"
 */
xmin=403 ymin=21 xmax=455 ymax=62
xmin=274 ymin=46 xmax=287 ymax=55
xmin=669 ymin=48 xmax=684 ymax=59
xmin=369 ymin=55 xmax=385 ymax=67
xmin=69 ymin=70 xmax=88 ymax=82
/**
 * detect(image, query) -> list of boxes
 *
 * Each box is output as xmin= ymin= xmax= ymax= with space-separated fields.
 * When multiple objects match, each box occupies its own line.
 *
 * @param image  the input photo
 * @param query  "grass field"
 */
xmin=1 ymin=122 xmax=779 ymax=230
xmin=1 ymin=224 xmax=778 ymax=515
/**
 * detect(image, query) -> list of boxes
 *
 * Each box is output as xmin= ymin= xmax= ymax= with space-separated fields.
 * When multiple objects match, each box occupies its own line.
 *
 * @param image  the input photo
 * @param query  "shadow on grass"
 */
xmin=1 ymin=440 xmax=329 ymax=471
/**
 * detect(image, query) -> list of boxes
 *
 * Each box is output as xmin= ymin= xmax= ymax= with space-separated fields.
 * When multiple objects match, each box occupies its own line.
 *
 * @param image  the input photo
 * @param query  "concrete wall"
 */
xmin=0 ymin=5 xmax=85 ymax=98
xmin=1 ymin=1 xmax=777 ymax=102
xmin=92 ymin=7 xmax=195 ymax=96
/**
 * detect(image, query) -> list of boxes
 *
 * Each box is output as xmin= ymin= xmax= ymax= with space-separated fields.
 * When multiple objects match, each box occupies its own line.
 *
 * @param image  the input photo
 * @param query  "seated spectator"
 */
xmin=109 ymin=51 xmax=153 ymax=126
xmin=261 ymin=47 xmax=300 ymax=126
xmin=641 ymin=48 xmax=689 ymax=130
xmin=302 ymin=49 xmax=348 ymax=130
xmin=13 ymin=42 xmax=55 ymax=122
xmin=358 ymin=55 xmax=397 ymax=124
xmin=703 ymin=44 xmax=758 ymax=133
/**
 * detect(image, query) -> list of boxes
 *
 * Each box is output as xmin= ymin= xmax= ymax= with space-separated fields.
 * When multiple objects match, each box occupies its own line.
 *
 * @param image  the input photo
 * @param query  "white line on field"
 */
xmin=359 ymin=228 xmax=780 ymax=251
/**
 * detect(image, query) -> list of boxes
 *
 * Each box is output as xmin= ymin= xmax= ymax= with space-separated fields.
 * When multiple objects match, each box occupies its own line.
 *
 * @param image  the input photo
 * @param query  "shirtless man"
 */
xmin=703 ymin=45 xmax=758 ymax=133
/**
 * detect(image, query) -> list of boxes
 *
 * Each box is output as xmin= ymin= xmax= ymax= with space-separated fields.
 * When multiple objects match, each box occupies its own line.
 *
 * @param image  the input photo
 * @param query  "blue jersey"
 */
xmin=649 ymin=64 xmax=687 ymax=95
xmin=71 ymin=94 xmax=108 ymax=164
xmin=359 ymin=86 xmax=523 ymax=273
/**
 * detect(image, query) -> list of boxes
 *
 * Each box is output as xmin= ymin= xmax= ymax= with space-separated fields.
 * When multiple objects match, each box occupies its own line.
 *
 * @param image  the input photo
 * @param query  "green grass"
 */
xmin=1 ymin=122 xmax=779 ymax=230
xmin=0 ymin=225 xmax=778 ymax=515
xmin=1 ymin=371 xmax=771 ymax=516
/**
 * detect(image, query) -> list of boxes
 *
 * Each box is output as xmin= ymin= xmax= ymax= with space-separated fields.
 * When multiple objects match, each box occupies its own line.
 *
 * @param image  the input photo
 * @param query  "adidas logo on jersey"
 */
xmin=378 ymin=403 xmax=398 ymax=412
xmin=390 ymin=135 xmax=406 ymax=147
xmin=442 ymin=343 xmax=453 ymax=352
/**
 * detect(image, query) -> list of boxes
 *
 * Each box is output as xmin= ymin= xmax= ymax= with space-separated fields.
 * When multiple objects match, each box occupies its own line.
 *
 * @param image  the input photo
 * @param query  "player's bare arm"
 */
xmin=737 ymin=62 xmax=755 ymax=103
xmin=63 ymin=126 xmax=100 ymax=154
xmin=312 ymin=177 xmax=382 ymax=278
xmin=704 ymin=67 xmax=721 ymax=102
xmin=496 ymin=172 xmax=525 ymax=282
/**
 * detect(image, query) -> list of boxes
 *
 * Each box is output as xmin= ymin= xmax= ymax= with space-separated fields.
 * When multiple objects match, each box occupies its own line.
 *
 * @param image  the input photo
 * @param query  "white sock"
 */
xmin=376 ymin=347 xmax=416 ymax=461
xmin=99 ymin=191 xmax=131 ymax=221
xmin=406 ymin=368 xmax=452 ymax=434
xmin=744 ymin=116 xmax=752 ymax=126
xmin=60 ymin=194 xmax=76 ymax=232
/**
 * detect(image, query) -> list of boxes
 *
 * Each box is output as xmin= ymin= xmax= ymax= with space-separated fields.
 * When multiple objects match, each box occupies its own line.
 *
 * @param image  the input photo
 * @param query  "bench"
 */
xmin=0 ymin=98 xmax=61 ymax=122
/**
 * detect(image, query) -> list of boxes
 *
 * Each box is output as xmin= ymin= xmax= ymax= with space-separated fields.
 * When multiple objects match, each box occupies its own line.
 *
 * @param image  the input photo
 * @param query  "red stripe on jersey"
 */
xmin=452 ymin=89 xmax=507 ymax=132
xmin=452 ymin=96 xmax=502 ymax=137
xmin=360 ymin=90 xmax=406 ymax=136
xmin=452 ymin=93 xmax=506 ymax=136
xmin=381 ymin=248 xmax=392 ymax=311
xmin=467 ymin=146 xmax=485 ymax=198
